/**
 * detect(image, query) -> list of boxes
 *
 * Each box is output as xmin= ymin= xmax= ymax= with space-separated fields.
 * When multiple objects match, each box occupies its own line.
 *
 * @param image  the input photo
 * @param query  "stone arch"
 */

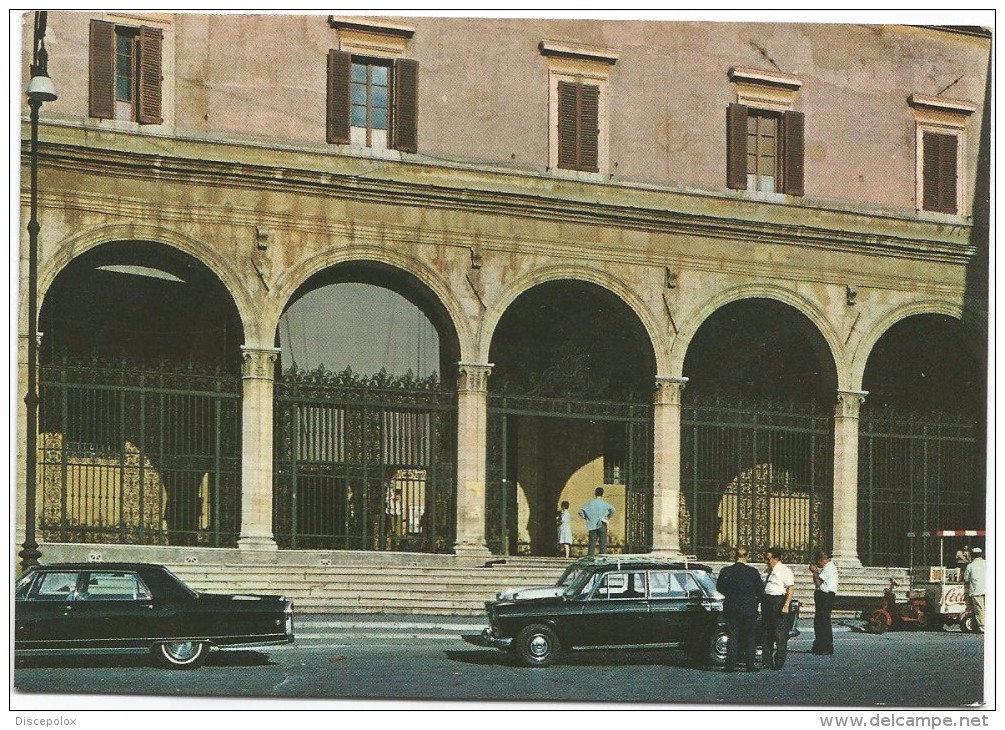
xmin=671 ymin=283 xmax=845 ymax=387
xmin=272 ymin=245 xmax=473 ymax=368
xmin=849 ymin=299 xmax=982 ymax=391
xmin=479 ymin=263 xmax=667 ymax=374
xmin=36 ymin=223 xmax=258 ymax=344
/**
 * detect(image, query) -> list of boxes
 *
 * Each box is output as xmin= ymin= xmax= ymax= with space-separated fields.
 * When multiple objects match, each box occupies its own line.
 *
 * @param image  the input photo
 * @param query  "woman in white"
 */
xmin=557 ymin=501 xmax=573 ymax=558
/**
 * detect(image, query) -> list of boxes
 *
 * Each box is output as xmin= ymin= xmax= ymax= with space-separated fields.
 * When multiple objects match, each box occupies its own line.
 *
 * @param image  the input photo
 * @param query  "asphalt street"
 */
xmin=13 ymin=616 xmax=987 ymax=709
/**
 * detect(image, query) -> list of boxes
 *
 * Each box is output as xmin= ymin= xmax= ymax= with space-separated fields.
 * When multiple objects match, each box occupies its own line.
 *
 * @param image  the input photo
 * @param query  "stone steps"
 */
xmin=165 ymin=559 xmax=906 ymax=618
xmin=37 ymin=543 xmax=907 ymax=618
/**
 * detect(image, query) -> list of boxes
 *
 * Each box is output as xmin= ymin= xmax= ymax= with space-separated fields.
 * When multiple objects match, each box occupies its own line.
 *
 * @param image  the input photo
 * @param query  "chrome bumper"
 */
xmin=481 ymin=627 xmax=512 ymax=650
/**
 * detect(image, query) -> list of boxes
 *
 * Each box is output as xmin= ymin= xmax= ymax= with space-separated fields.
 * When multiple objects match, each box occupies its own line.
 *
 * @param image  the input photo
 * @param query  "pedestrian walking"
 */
xmin=557 ymin=501 xmax=572 ymax=558
xmin=963 ymin=546 xmax=986 ymax=633
xmin=716 ymin=546 xmax=764 ymax=672
xmin=809 ymin=549 xmax=838 ymax=655
xmin=578 ymin=487 xmax=615 ymax=556
xmin=761 ymin=546 xmax=795 ymax=669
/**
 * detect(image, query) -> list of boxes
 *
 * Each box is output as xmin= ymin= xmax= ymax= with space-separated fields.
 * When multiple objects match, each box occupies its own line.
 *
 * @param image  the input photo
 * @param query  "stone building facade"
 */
xmin=17 ymin=13 xmax=990 ymax=570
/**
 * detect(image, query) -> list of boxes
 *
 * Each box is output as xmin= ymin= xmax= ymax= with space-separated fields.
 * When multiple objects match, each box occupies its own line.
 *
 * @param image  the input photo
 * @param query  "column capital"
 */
xmin=241 ymin=345 xmax=281 ymax=380
xmin=457 ymin=361 xmax=493 ymax=393
xmin=835 ymin=389 xmax=868 ymax=418
xmin=655 ymin=376 xmax=688 ymax=406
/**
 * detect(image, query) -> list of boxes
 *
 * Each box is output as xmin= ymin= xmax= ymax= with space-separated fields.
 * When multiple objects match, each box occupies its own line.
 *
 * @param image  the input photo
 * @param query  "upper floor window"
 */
xmin=89 ymin=19 xmax=163 ymax=124
xmin=558 ymin=79 xmax=600 ymax=172
xmin=326 ymin=51 xmax=418 ymax=152
xmin=540 ymin=41 xmax=617 ymax=179
xmin=921 ymin=131 xmax=958 ymax=214
xmin=909 ymin=94 xmax=976 ymax=216
xmin=726 ymin=67 xmax=803 ymax=196
xmin=326 ymin=17 xmax=418 ymax=153
xmin=351 ymin=60 xmax=391 ymax=148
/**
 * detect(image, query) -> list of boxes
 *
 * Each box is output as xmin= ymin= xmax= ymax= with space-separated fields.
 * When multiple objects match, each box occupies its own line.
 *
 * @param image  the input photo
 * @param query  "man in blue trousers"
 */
xmin=578 ymin=487 xmax=615 ymax=555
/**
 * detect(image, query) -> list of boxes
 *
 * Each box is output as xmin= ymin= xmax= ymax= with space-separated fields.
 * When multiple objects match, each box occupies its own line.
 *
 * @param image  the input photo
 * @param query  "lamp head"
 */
xmin=27 ymin=74 xmax=57 ymax=103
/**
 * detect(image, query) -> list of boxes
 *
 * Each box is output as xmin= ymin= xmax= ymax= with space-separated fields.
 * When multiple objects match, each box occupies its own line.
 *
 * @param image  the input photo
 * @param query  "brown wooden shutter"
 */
xmin=327 ymin=50 xmax=351 ymax=144
xmin=89 ymin=19 xmax=115 ymax=120
xmin=557 ymin=81 xmax=578 ymax=170
xmin=726 ymin=103 xmax=748 ymax=189
xmin=939 ymin=133 xmax=958 ymax=214
xmin=137 ymin=26 xmax=163 ymax=124
xmin=922 ymin=132 xmax=958 ymax=214
xmin=393 ymin=58 xmax=419 ymax=153
xmin=782 ymin=110 xmax=804 ymax=196
xmin=579 ymin=84 xmax=600 ymax=173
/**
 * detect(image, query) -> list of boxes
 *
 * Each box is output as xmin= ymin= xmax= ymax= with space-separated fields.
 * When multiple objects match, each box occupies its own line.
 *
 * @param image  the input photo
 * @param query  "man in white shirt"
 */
xmin=761 ymin=546 xmax=795 ymax=669
xmin=809 ymin=549 xmax=839 ymax=655
xmin=963 ymin=546 xmax=986 ymax=634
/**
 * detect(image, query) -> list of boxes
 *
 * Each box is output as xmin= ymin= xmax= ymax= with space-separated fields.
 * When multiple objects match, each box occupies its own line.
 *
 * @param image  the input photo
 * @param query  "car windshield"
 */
xmin=555 ymin=564 xmax=588 ymax=587
xmin=563 ymin=570 xmax=604 ymax=599
xmin=15 ymin=572 xmax=35 ymax=600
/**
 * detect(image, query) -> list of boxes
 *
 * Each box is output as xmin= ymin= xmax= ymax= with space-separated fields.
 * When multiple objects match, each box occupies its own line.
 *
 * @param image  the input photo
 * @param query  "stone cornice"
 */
xmin=22 ymin=124 xmax=976 ymax=266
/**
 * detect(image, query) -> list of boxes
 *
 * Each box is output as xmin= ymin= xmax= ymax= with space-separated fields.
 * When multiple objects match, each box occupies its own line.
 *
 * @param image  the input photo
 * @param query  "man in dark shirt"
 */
xmin=716 ymin=546 xmax=765 ymax=672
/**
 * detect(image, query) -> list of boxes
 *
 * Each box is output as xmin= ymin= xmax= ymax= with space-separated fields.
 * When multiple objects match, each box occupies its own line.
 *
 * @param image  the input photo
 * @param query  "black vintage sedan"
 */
xmin=15 ymin=563 xmax=294 ymax=669
xmin=482 ymin=557 xmax=799 ymax=668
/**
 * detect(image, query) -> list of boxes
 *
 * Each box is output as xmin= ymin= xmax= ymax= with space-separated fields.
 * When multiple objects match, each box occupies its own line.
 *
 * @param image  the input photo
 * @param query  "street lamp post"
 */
xmin=20 ymin=11 xmax=57 ymax=572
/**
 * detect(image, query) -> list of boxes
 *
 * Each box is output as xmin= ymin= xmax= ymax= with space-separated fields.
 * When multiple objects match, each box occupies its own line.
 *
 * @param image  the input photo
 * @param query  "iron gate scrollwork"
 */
xmin=38 ymin=356 xmax=242 ymax=546
xmin=274 ymin=366 xmax=456 ymax=552
xmin=681 ymin=395 xmax=832 ymax=563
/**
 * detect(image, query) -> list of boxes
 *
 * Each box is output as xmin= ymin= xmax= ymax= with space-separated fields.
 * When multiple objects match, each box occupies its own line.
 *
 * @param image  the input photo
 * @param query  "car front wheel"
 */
xmin=153 ymin=640 xmax=209 ymax=669
xmin=514 ymin=623 xmax=561 ymax=667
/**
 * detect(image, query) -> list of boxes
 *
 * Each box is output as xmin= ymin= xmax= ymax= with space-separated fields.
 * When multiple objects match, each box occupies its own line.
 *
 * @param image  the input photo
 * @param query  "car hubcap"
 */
xmin=528 ymin=634 xmax=550 ymax=658
xmin=714 ymin=633 xmax=729 ymax=660
xmin=164 ymin=641 xmax=200 ymax=662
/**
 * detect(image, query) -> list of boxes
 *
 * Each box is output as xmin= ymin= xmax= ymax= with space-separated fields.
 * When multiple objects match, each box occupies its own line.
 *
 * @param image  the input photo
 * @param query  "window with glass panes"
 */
xmin=746 ymin=111 xmax=779 ymax=193
xmin=350 ymin=60 xmax=391 ymax=149
xmin=114 ymin=27 xmax=138 ymax=117
xmin=90 ymin=20 xmax=163 ymax=124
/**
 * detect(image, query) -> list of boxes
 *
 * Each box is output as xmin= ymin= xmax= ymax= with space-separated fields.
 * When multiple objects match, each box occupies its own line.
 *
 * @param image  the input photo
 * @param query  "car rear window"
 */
xmin=80 ymin=572 xmax=152 ymax=601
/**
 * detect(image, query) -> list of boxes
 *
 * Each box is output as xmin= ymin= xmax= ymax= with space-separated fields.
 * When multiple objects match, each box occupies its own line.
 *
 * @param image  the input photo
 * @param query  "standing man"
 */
xmin=963 ymin=546 xmax=986 ymax=634
xmin=809 ymin=549 xmax=838 ymax=656
xmin=578 ymin=487 xmax=615 ymax=556
xmin=761 ymin=546 xmax=795 ymax=670
xmin=717 ymin=546 xmax=764 ymax=672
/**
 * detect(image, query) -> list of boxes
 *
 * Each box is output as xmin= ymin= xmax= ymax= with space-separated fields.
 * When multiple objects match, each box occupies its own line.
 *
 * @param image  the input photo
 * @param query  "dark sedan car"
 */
xmin=15 ymin=562 xmax=294 ymax=669
xmin=482 ymin=557 xmax=798 ymax=668
xmin=483 ymin=558 xmax=725 ymax=667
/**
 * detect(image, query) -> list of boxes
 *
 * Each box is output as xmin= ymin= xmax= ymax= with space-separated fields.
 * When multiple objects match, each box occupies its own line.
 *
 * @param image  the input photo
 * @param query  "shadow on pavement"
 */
xmin=446 ymin=646 xmax=708 ymax=670
xmin=15 ymin=650 xmax=275 ymax=670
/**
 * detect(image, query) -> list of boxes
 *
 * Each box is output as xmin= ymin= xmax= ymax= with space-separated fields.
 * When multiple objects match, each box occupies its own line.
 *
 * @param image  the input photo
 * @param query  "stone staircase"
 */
xmin=168 ymin=556 xmax=905 ymax=619
xmin=38 ymin=543 xmax=908 ymax=618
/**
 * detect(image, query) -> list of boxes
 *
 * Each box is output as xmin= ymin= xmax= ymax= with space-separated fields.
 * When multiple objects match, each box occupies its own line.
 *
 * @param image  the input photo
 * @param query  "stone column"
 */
xmin=238 ymin=345 xmax=281 ymax=551
xmin=453 ymin=362 xmax=493 ymax=557
xmin=650 ymin=376 xmax=688 ymax=557
xmin=832 ymin=389 xmax=867 ymax=568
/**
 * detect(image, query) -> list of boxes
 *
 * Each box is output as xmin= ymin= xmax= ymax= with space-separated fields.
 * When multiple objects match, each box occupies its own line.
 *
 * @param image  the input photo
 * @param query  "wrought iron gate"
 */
xmin=274 ymin=367 xmax=456 ymax=551
xmin=858 ymin=409 xmax=979 ymax=567
xmin=38 ymin=358 xmax=242 ymax=546
xmin=486 ymin=394 xmax=653 ymax=555
xmin=681 ymin=396 xmax=832 ymax=563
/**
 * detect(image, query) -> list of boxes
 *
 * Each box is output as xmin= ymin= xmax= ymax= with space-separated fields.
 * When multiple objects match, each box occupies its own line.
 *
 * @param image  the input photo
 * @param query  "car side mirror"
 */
xmin=687 ymin=589 xmax=704 ymax=600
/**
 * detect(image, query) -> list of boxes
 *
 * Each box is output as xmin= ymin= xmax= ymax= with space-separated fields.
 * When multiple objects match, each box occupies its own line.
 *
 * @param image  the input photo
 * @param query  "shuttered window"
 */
xmin=89 ymin=19 xmax=162 ymax=124
xmin=727 ymin=103 xmax=804 ymax=195
xmin=557 ymin=80 xmax=600 ymax=172
xmin=922 ymin=131 xmax=958 ymax=214
xmin=327 ymin=51 xmax=419 ymax=153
